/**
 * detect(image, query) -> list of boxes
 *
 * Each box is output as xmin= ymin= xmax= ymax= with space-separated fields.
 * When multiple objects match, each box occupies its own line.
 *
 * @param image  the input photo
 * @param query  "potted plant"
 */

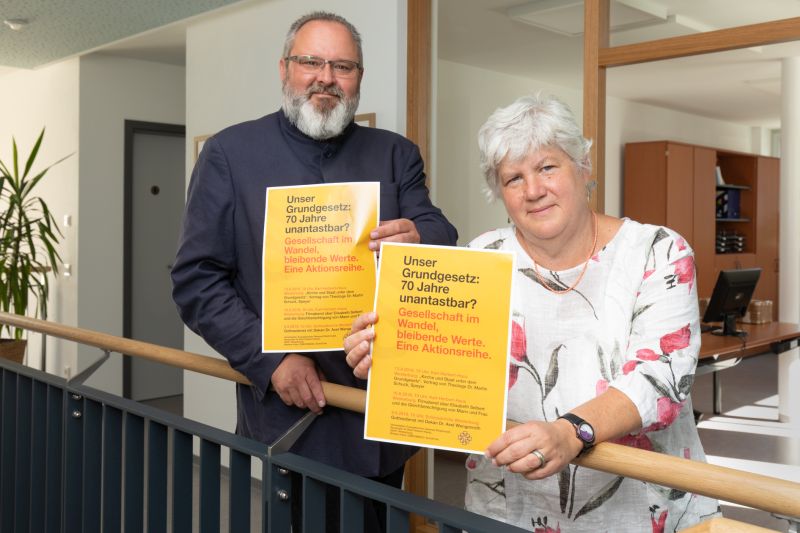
xmin=0 ymin=129 xmax=68 ymax=364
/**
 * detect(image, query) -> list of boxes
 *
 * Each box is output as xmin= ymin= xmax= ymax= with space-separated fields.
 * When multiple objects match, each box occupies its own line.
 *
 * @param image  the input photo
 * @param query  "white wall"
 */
xmin=183 ymin=0 xmax=409 ymax=434
xmin=0 ymin=60 xmax=80 ymax=373
xmin=435 ymin=60 xmax=754 ymax=243
xmin=78 ymin=55 xmax=185 ymax=392
xmin=434 ymin=60 xmax=577 ymax=244
xmin=605 ymin=93 xmax=751 ymax=217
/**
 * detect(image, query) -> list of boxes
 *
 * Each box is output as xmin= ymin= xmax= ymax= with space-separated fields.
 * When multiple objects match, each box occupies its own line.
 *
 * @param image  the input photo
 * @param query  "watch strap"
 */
xmin=558 ymin=413 xmax=596 ymax=455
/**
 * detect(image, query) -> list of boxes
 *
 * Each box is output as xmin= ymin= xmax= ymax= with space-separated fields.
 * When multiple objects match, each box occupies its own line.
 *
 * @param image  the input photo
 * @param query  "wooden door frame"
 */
xmin=583 ymin=0 xmax=800 ymax=213
xmin=404 ymin=3 xmax=433 ymax=529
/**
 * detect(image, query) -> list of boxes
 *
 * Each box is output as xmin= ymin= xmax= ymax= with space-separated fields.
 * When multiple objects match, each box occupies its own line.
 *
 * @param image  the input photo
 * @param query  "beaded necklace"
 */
xmin=520 ymin=211 xmax=598 ymax=295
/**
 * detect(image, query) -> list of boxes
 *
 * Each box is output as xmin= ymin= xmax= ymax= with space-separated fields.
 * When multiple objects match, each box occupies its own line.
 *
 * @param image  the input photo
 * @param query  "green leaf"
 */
xmin=648 ymin=483 xmax=688 ymax=501
xmin=643 ymin=373 xmax=674 ymax=401
xmin=632 ymin=302 xmax=654 ymax=323
xmin=543 ymin=344 xmax=562 ymax=399
xmin=652 ymin=228 xmax=669 ymax=245
xmin=597 ymin=345 xmax=610 ymax=382
xmin=23 ymin=129 xmax=45 ymax=179
xmin=677 ymin=374 xmax=694 ymax=398
xmin=573 ymin=475 xmax=625 ymax=521
xmin=12 ymin=136 xmax=19 ymax=182
xmin=558 ymin=466 xmax=571 ymax=513
xmin=0 ymin=129 xmax=70 ymax=328
xmin=609 ymin=341 xmax=623 ymax=379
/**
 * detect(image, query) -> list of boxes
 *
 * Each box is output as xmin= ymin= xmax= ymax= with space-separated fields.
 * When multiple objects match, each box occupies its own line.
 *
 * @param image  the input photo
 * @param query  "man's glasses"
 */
xmin=285 ymin=55 xmax=362 ymax=78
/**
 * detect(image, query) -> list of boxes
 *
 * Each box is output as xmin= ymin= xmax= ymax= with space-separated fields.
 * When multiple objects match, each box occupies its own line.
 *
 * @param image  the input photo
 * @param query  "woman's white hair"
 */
xmin=477 ymin=93 xmax=593 ymax=200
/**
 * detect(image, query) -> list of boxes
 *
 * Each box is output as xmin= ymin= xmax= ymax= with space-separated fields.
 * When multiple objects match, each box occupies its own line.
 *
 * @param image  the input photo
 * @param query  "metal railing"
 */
xmin=0 ymin=314 xmax=530 ymax=533
xmin=1 ymin=311 xmax=799 ymax=532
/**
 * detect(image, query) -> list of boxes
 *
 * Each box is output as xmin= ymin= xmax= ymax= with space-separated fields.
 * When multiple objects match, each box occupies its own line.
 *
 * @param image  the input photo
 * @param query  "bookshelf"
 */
xmin=623 ymin=141 xmax=780 ymax=319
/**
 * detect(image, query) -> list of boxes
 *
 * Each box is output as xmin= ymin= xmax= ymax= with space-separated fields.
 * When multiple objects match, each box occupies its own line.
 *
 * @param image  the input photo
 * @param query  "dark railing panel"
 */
xmin=172 ymin=429 xmax=193 ymax=533
xmin=302 ymin=476 xmax=326 ymax=532
xmin=387 ymin=506 xmax=410 ymax=533
xmin=148 ymin=421 xmax=169 ymax=533
xmin=124 ymin=413 xmax=145 ymax=532
xmin=45 ymin=383 xmax=64 ymax=533
xmin=229 ymin=449 xmax=252 ymax=533
xmin=1 ymin=369 xmax=17 ymax=533
xmin=103 ymin=405 xmax=123 ymax=533
xmin=63 ymin=389 xmax=84 ymax=533
xmin=259 ymin=462 xmax=269 ymax=533
xmin=29 ymin=380 xmax=48 ymax=533
xmin=199 ymin=438 xmax=221 ymax=533
xmin=267 ymin=462 xmax=292 ymax=532
xmin=14 ymin=374 xmax=33 ymax=533
xmin=340 ymin=489 xmax=365 ymax=532
xmin=83 ymin=398 xmax=103 ymax=533
xmin=273 ymin=453 xmax=530 ymax=533
xmin=0 ymin=356 xmax=532 ymax=533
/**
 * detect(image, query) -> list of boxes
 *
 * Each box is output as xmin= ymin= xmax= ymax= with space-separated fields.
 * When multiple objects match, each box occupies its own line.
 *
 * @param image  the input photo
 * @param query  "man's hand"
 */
xmin=271 ymin=353 xmax=326 ymax=413
xmin=368 ymin=218 xmax=420 ymax=251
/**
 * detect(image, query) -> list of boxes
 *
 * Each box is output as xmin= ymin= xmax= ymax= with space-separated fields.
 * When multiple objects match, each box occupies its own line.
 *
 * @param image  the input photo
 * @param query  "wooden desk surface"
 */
xmin=699 ymin=321 xmax=800 ymax=361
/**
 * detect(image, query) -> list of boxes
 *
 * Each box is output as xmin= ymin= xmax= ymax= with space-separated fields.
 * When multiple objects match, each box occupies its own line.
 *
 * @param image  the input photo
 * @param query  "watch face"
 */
xmin=578 ymin=423 xmax=595 ymax=442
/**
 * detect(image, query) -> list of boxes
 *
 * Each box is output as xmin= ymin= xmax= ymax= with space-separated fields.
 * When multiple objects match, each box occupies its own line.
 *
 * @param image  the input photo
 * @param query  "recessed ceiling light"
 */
xmin=3 ymin=18 xmax=29 ymax=31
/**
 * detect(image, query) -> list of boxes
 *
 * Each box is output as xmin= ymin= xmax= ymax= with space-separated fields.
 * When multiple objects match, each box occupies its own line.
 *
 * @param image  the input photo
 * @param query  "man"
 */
xmin=171 ymin=8 xmax=456 ymax=515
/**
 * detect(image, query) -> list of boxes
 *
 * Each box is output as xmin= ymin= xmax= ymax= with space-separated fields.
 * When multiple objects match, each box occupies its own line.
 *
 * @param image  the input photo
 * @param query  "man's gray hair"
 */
xmin=283 ymin=11 xmax=363 ymax=65
xmin=478 ymin=93 xmax=593 ymax=200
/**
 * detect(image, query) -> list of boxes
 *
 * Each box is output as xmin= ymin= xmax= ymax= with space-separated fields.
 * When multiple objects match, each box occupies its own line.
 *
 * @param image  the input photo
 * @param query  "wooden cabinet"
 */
xmin=623 ymin=141 xmax=780 ymax=319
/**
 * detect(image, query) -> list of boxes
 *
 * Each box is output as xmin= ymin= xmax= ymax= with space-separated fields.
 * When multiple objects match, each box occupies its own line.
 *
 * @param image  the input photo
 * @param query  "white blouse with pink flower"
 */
xmin=465 ymin=219 xmax=719 ymax=533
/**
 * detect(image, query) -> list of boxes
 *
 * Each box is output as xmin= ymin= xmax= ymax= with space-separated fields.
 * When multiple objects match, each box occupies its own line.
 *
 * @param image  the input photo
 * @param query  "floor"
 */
xmin=143 ymin=352 xmax=799 ymax=531
xmin=691 ymin=354 xmax=799 ymax=531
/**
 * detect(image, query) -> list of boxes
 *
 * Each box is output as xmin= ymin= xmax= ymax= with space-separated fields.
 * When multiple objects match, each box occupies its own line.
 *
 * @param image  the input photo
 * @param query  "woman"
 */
xmin=344 ymin=94 xmax=719 ymax=532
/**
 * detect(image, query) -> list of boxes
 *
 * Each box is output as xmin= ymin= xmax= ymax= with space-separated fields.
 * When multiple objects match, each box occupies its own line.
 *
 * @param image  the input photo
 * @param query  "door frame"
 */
xmin=582 ymin=1 xmax=800 ymax=213
xmin=122 ymin=120 xmax=186 ymax=399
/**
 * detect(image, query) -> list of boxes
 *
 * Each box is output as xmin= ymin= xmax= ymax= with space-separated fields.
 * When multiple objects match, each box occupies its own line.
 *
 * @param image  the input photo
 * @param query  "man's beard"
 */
xmin=282 ymin=81 xmax=360 ymax=140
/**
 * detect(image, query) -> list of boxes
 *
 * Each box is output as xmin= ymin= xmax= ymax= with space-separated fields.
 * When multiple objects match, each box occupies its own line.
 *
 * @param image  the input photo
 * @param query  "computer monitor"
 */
xmin=702 ymin=268 xmax=761 ymax=337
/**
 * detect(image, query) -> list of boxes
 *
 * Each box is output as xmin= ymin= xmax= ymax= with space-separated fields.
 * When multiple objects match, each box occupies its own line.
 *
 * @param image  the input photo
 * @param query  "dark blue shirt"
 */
xmin=171 ymin=110 xmax=457 ymax=476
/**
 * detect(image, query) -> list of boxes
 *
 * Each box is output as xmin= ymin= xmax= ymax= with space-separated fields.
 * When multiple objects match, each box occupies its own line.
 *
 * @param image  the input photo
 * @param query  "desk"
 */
xmin=698 ymin=322 xmax=800 ymax=414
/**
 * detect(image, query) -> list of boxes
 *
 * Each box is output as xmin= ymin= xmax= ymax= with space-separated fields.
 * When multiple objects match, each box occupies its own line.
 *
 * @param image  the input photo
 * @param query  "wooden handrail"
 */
xmin=1 ymin=312 xmax=250 ymax=385
xmin=680 ymin=517 xmax=778 ymax=533
xmin=3 ymin=311 xmax=799 ymax=520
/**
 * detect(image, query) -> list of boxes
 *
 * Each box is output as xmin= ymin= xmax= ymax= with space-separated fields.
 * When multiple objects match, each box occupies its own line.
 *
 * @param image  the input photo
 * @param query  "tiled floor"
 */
xmin=143 ymin=352 xmax=799 ymax=531
xmin=432 ymin=352 xmax=800 ymax=531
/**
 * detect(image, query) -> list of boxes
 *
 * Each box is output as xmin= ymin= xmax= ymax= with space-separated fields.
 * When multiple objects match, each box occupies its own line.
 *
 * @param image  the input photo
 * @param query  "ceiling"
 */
xmin=439 ymin=0 xmax=800 ymax=127
xmin=0 ymin=0 xmax=249 ymax=70
xmin=1 ymin=0 xmax=798 ymax=127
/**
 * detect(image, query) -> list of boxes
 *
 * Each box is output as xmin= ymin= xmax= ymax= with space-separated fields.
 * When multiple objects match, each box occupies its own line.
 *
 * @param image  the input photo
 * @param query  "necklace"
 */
xmin=521 ymin=211 xmax=598 ymax=295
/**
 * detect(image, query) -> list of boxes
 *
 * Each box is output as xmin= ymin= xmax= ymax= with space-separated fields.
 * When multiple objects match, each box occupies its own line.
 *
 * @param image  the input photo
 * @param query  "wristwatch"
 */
xmin=558 ymin=413 xmax=596 ymax=455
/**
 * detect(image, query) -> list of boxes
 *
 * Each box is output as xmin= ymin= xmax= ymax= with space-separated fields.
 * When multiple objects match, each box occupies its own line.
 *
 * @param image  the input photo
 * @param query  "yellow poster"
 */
xmin=365 ymin=243 xmax=515 ymax=453
xmin=262 ymin=182 xmax=378 ymax=352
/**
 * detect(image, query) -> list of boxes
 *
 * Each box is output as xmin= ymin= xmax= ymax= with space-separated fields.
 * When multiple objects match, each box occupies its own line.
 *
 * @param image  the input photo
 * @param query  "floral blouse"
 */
xmin=464 ymin=219 xmax=720 ymax=533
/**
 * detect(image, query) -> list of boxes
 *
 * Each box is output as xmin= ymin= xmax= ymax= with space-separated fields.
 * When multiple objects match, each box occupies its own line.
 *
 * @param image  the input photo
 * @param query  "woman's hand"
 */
xmin=343 ymin=311 xmax=378 ymax=379
xmin=485 ymin=419 xmax=583 ymax=480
